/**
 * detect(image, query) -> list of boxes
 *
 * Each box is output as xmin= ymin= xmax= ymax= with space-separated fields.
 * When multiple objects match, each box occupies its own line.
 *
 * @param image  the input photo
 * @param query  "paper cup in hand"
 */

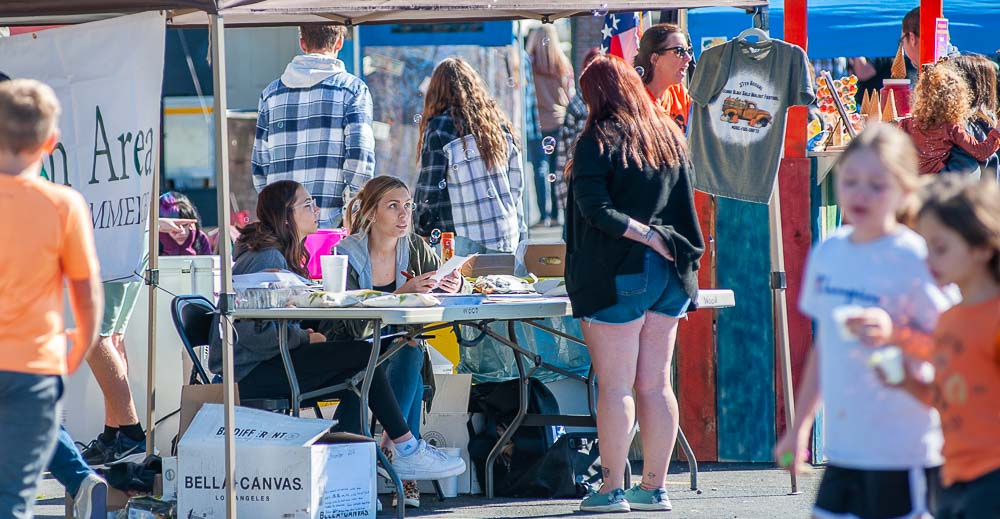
xmin=320 ymin=255 xmax=348 ymax=293
xmin=832 ymin=305 xmax=865 ymax=341
xmin=869 ymin=346 xmax=905 ymax=385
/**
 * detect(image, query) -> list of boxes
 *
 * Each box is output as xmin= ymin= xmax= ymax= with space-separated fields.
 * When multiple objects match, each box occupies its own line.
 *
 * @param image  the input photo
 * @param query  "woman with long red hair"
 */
xmin=565 ymin=54 xmax=704 ymax=513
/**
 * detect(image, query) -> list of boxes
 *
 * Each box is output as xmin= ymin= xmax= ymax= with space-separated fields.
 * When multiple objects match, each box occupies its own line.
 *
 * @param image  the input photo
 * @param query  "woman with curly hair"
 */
xmin=901 ymin=63 xmax=1000 ymax=175
xmin=943 ymin=55 xmax=1000 ymax=179
xmin=413 ymin=57 xmax=526 ymax=255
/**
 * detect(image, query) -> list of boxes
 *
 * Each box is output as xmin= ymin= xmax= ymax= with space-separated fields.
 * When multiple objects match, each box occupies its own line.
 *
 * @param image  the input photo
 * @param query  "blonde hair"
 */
xmin=527 ymin=25 xmax=573 ymax=79
xmin=918 ymin=175 xmax=1000 ymax=282
xmin=342 ymin=176 xmax=409 ymax=236
xmin=911 ymin=64 xmax=971 ymax=130
xmin=0 ymin=79 xmax=61 ymax=154
xmin=838 ymin=123 xmax=926 ymax=224
xmin=417 ymin=57 xmax=515 ymax=172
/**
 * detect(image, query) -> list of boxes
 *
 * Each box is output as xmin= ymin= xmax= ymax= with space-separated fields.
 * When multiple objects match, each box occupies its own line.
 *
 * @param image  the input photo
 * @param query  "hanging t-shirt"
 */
xmin=688 ymin=38 xmax=814 ymax=203
xmin=799 ymin=226 xmax=949 ymax=470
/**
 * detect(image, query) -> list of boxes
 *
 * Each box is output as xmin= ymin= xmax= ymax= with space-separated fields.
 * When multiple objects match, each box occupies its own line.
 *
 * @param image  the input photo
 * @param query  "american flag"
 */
xmin=600 ymin=12 xmax=645 ymax=64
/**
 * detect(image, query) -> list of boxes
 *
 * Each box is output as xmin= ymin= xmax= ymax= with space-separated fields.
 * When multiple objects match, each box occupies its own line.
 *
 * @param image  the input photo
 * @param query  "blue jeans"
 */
xmin=453 ymin=235 xmax=503 ymax=256
xmin=583 ymin=248 xmax=692 ymax=324
xmin=0 ymin=372 xmax=61 ymax=519
xmin=530 ymin=130 xmax=560 ymax=221
xmin=333 ymin=341 xmax=425 ymax=440
xmin=48 ymin=426 xmax=94 ymax=497
xmin=383 ymin=343 xmax=426 ymax=439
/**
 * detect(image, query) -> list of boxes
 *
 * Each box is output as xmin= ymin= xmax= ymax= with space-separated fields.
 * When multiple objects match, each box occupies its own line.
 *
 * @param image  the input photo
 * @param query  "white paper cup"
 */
xmin=437 ymin=447 xmax=462 ymax=497
xmin=320 ymin=255 xmax=348 ymax=293
xmin=869 ymin=346 xmax=905 ymax=385
xmin=832 ymin=305 xmax=865 ymax=341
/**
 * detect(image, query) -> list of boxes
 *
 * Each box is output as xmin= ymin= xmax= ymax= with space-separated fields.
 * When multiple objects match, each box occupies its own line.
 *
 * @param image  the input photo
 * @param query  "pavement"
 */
xmin=34 ymin=462 xmax=821 ymax=519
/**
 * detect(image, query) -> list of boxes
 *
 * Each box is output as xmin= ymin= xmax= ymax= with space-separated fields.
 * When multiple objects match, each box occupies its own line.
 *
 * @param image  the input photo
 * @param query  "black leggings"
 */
xmin=239 ymin=340 xmax=410 ymax=440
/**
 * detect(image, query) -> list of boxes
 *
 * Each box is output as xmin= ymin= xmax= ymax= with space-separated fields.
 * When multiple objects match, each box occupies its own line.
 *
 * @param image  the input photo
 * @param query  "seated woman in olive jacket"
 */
xmin=324 ymin=176 xmax=468 ymax=507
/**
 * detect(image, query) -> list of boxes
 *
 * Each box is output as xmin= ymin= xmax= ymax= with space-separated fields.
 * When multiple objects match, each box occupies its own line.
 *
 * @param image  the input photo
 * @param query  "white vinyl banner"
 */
xmin=0 ymin=12 xmax=165 ymax=282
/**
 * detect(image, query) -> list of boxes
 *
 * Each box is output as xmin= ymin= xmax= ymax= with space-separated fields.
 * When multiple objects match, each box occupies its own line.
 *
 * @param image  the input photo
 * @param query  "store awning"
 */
xmin=688 ymin=0 xmax=1000 ymax=59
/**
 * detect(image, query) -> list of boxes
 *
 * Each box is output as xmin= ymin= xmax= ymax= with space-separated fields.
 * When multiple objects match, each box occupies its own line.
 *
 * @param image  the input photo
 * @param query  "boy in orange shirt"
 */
xmin=0 ymin=79 xmax=102 ymax=518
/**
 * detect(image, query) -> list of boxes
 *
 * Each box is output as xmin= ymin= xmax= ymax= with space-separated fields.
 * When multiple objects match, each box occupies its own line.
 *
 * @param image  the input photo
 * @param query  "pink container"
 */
xmin=880 ymin=79 xmax=912 ymax=117
xmin=304 ymin=228 xmax=349 ymax=279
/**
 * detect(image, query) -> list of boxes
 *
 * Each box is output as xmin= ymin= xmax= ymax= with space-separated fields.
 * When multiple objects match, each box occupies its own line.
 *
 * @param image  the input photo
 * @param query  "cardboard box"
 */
xmin=178 ymin=383 xmax=239 ymax=448
xmin=162 ymin=456 xmax=178 ymax=501
xmin=178 ymin=403 xmax=376 ymax=519
xmin=429 ymin=373 xmax=472 ymax=414
xmin=461 ymin=254 xmax=515 ymax=277
xmin=522 ymin=243 xmax=566 ymax=278
xmin=420 ymin=412 xmax=480 ymax=495
xmin=378 ymin=374 xmax=480 ymax=495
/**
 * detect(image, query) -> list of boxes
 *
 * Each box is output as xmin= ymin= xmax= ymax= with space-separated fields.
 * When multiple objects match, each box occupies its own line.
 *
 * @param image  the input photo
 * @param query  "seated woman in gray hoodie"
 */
xmin=208 ymin=180 xmax=465 ymax=482
xmin=325 ymin=175 xmax=468 ymax=508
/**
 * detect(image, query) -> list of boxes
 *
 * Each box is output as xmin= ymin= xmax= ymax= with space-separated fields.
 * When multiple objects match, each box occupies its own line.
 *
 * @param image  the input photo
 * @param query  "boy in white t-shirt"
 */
xmin=774 ymin=124 xmax=948 ymax=519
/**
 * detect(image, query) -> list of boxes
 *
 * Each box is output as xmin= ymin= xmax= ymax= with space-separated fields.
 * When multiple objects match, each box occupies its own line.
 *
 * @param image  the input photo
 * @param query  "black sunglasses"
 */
xmin=656 ymin=46 xmax=694 ymax=59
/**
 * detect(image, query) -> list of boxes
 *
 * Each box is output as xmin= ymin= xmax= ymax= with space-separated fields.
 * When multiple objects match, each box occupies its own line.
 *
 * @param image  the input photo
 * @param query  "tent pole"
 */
xmin=144 ymin=118 xmax=161 ymax=457
xmin=353 ymin=25 xmax=361 ymax=78
xmin=779 ymin=0 xmax=807 ymax=495
xmin=768 ymin=178 xmax=797 ymax=494
xmin=209 ymin=13 xmax=237 ymax=519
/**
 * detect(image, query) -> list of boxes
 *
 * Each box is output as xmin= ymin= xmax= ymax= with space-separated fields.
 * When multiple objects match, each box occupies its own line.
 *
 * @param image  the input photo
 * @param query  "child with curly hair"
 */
xmin=901 ymin=63 xmax=1000 ymax=175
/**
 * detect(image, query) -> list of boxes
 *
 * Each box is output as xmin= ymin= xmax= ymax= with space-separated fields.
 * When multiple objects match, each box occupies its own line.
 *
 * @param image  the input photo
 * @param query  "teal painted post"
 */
xmin=715 ymin=198 xmax=775 ymax=461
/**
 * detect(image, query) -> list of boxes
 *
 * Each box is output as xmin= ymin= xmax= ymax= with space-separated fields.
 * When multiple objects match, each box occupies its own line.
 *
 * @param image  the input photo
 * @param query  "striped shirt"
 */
xmin=252 ymin=57 xmax=376 ymax=226
xmin=414 ymin=114 xmax=526 ymax=253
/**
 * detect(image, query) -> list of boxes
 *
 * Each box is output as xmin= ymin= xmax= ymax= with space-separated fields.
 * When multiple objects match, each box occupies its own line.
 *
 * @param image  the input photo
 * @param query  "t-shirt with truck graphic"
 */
xmin=688 ymin=38 xmax=814 ymax=204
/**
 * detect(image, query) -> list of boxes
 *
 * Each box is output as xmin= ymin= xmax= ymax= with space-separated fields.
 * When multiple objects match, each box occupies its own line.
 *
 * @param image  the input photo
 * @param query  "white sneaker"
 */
xmin=391 ymin=440 xmax=466 ymax=480
xmin=73 ymin=473 xmax=108 ymax=519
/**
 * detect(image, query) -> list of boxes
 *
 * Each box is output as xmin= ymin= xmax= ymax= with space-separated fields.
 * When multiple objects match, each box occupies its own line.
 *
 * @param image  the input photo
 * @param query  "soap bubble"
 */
xmin=413 ymin=114 xmax=422 ymax=124
xmin=438 ymin=179 xmax=448 ymax=190
xmin=635 ymin=66 xmax=645 ymax=76
xmin=506 ymin=77 xmax=517 ymax=88
xmin=542 ymin=135 xmax=556 ymax=155
xmin=592 ymin=3 xmax=609 ymax=16
xmin=487 ymin=188 xmax=497 ymax=199
xmin=542 ymin=37 xmax=550 ymax=47
xmin=429 ymin=229 xmax=442 ymax=244
xmin=547 ymin=173 xmax=557 ymax=183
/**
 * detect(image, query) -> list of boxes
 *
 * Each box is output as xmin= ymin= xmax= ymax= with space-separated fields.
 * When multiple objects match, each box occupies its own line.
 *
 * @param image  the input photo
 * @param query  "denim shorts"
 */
xmin=584 ymin=248 xmax=691 ymax=325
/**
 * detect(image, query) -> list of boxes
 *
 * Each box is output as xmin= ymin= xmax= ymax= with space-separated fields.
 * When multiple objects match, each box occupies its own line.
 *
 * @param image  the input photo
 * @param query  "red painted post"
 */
xmin=776 ymin=0 xmax=811 ymax=442
xmin=677 ymin=192 xmax=718 ymax=461
xmin=920 ymin=0 xmax=944 ymax=66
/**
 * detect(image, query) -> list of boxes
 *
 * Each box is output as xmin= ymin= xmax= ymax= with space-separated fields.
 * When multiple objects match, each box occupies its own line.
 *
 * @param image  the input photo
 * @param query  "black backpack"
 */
xmin=468 ymin=379 xmax=599 ymax=497
xmin=502 ymin=432 xmax=602 ymax=498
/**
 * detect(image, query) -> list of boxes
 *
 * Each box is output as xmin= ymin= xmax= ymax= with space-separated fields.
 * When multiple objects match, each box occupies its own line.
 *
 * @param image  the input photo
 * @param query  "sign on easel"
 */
xmin=0 ymin=12 xmax=165 ymax=282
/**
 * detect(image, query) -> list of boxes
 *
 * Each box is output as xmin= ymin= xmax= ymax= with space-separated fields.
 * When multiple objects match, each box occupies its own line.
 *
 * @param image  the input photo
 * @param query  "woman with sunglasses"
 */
xmin=208 ymin=180 xmax=466 ymax=483
xmin=634 ymin=23 xmax=695 ymax=131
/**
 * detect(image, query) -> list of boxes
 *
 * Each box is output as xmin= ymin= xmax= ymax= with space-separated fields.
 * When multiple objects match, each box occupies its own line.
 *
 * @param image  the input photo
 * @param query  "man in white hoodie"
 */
xmin=252 ymin=25 xmax=376 ymax=228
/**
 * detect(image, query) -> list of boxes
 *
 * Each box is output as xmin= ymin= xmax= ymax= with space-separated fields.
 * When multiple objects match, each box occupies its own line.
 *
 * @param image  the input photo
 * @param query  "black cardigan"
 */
xmin=564 ymin=130 xmax=705 ymax=318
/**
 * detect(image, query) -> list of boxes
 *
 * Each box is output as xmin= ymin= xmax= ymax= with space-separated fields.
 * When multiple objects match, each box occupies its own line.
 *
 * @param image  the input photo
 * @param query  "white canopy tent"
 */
xmin=2 ymin=2 xmax=768 ymax=517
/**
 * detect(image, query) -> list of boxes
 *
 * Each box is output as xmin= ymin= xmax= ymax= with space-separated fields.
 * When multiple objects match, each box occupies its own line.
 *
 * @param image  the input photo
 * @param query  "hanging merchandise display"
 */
xmin=688 ymin=35 xmax=815 ymax=204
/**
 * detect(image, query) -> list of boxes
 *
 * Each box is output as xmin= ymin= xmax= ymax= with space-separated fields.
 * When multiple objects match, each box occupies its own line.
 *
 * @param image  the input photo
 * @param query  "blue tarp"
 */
xmin=688 ymin=1 xmax=1000 ymax=60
